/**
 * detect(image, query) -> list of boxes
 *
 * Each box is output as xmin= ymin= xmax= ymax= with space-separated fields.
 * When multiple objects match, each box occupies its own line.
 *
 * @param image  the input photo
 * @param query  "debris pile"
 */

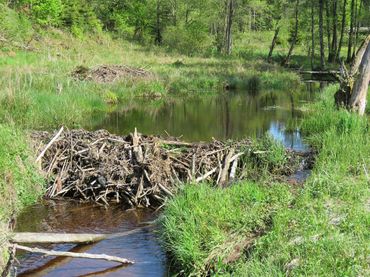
xmin=32 ymin=129 xmax=302 ymax=208
xmin=71 ymin=65 xmax=154 ymax=83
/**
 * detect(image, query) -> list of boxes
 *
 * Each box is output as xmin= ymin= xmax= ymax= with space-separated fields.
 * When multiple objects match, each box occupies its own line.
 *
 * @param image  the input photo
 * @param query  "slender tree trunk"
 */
xmin=282 ymin=0 xmax=299 ymax=66
xmin=347 ymin=0 xmax=355 ymax=62
xmin=319 ymin=0 xmax=326 ymax=69
xmin=224 ymin=0 xmax=234 ymax=55
xmin=337 ymin=0 xmax=347 ymax=61
xmin=311 ymin=0 xmax=315 ymax=70
xmin=155 ymin=0 xmax=162 ymax=45
xmin=353 ymin=0 xmax=363 ymax=59
xmin=329 ymin=0 xmax=338 ymax=62
xmin=268 ymin=24 xmax=280 ymax=63
xmin=325 ymin=0 xmax=332 ymax=60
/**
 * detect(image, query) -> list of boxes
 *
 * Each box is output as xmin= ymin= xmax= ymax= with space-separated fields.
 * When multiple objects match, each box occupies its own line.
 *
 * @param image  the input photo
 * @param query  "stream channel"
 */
xmin=15 ymin=83 xmax=319 ymax=276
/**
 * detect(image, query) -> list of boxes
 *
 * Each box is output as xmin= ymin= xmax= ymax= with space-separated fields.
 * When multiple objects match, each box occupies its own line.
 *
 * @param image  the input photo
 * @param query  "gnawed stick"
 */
xmin=196 ymin=167 xmax=217 ymax=183
xmin=36 ymin=126 xmax=64 ymax=162
xmin=13 ymin=244 xmax=134 ymax=264
xmin=218 ymin=149 xmax=235 ymax=187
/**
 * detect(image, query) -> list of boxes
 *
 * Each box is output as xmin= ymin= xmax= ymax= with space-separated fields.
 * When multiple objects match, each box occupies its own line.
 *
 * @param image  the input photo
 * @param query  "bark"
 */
xmin=329 ymin=0 xmax=338 ymax=62
xmin=13 ymin=244 xmax=134 ymax=264
xmin=319 ymin=0 xmax=326 ymax=69
xmin=311 ymin=0 xmax=315 ymax=70
xmin=224 ymin=0 xmax=234 ymax=55
xmin=282 ymin=0 xmax=300 ymax=66
xmin=337 ymin=0 xmax=348 ymax=61
xmin=325 ymin=0 xmax=332 ymax=58
xmin=347 ymin=0 xmax=355 ymax=62
xmin=268 ymin=25 xmax=280 ymax=63
xmin=349 ymin=37 xmax=370 ymax=115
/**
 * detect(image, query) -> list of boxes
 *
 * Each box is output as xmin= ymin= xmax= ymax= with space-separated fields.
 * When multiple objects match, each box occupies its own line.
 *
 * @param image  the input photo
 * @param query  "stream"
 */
xmin=15 ymin=84 xmax=319 ymax=276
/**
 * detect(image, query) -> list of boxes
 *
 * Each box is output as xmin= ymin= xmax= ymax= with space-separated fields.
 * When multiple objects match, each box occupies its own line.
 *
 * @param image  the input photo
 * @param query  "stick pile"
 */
xmin=32 ymin=129 xmax=302 ymax=208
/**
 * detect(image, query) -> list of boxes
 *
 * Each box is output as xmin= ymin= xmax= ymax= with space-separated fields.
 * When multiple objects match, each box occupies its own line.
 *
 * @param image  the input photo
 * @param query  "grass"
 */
xmin=0 ymin=124 xmax=43 ymax=269
xmin=0 ymin=28 xmax=301 ymax=130
xmin=160 ymin=85 xmax=370 ymax=276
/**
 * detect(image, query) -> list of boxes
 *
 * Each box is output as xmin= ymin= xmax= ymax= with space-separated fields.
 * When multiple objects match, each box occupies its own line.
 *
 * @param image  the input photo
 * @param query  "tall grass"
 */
xmin=161 ymin=84 xmax=370 ymax=276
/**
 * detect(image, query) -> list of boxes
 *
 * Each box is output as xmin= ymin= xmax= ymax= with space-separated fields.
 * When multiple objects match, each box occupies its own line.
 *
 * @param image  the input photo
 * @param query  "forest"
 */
xmin=0 ymin=0 xmax=369 ymax=276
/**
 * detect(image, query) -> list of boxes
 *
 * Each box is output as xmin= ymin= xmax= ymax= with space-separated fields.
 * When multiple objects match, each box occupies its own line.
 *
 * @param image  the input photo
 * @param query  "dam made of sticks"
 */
xmin=32 ymin=128 xmax=307 ymax=208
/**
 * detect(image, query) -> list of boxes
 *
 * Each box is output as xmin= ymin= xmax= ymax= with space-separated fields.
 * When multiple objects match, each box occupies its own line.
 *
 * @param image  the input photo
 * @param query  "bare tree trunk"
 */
xmin=311 ymin=0 xmax=315 ymax=70
xmin=329 ymin=0 xmax=338 ymax=62
xmin=224 ymin=0 xmax=234 ymax=55
xmin=319 ymin=0 xmax=326 ymax=69
xmin=325 ymin=0 xmax=332 ymax=60
xmin=268 ymin=24 xmax=280 ymax=63
xmin=335 ymin=35 xmax=370 ymax=113
xmin=337 ymin=0 xmax=347 ymax=61
xmin=155 ymin=0 xmax=162 ymax=45
xmin=347 ymin=0 xmax=355 ymax=62
xmin=349 ymin=37 xmax=370 ymax=115
xmin=282 ymin=0 xmax=300 ymax=66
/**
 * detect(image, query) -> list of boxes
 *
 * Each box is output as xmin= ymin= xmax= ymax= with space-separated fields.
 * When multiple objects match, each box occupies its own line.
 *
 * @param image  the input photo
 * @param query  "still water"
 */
xmin=90 ymin=87 xmax=316 ymax=151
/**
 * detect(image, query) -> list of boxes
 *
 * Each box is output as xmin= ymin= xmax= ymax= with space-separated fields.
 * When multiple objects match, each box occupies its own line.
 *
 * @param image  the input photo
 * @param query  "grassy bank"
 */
xmin=0 ymin=28 xmax=301 ymax=130
xmin=0 ymin=124 xmax=43 ymax=269
xmin=161 ymin=85 xmax=370 ymax=276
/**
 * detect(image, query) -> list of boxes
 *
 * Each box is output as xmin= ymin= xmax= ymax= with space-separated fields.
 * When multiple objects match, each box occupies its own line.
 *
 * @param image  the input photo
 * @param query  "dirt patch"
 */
xmin=71 ymin=65 xmax=154 ymax=83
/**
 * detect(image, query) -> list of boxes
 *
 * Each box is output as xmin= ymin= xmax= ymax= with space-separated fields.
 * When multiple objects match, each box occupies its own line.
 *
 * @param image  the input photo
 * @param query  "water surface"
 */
xmin=90 ymin=87 xmax=316 ymax=151
xmin=16 ymin=202 xmax=167 ymax=277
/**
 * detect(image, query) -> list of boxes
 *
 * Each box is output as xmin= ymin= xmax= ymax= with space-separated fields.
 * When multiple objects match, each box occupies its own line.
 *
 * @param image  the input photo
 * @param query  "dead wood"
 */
xmin=31 ymin=129 xmax=301 ymax=208
xmin=12 ymin=244 xmax=134 ymax=264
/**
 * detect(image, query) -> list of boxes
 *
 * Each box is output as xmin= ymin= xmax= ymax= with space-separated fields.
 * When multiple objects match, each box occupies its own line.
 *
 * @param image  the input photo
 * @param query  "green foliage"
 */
xmin=29 ymin=0 xmax=62 ymax=26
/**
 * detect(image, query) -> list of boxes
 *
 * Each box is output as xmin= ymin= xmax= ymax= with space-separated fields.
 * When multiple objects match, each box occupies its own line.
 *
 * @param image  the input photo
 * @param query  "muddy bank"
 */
xmin=32 ymin=129 xmax=309 ymax=208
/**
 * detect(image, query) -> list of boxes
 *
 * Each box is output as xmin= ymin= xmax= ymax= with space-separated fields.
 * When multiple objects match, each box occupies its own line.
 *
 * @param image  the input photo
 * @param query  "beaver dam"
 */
xmin=32 ymin=128 xmax=311 ymax=208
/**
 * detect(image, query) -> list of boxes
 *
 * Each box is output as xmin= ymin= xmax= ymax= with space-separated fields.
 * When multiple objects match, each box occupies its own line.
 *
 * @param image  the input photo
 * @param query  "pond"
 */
xmin=88 ymin=85 xmax=318 ymax=151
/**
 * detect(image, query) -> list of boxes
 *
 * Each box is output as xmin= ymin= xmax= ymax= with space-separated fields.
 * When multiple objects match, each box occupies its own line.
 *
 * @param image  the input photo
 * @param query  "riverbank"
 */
xmin=160 ymin=85 xmax=370 ymax=276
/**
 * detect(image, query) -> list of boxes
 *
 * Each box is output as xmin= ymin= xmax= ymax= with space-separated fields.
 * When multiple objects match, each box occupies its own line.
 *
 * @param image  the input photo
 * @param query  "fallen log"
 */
xmin=11 ymin=229 xmax=143 ymax=244
xmin=13 ymin=244 xmax=134 ymax=264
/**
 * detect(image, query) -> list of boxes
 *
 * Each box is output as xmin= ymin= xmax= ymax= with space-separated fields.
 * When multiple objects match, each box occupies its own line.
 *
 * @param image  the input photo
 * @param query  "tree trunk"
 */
xmin=337 ymin=0 xmax=347 ymax=61
xmin=319 ymin=0 xmax=326 ymax=69
xmin=155 ymin=0 xmax=162 ymax=45
xmin=347 ymin=0 xmax=355 ymax=62
xmin=329 ymin=0 xmax=338 ymax=62
xmin=268 ymin=25 xmax=280 ymax=63
xmin=335 ymin=35 xmax=370 ymax=114
xmin=282 ymin=0 xmax=299 ymax=66
xmin=224 ymin=0 xmax=234 ymax=55
xmin=311 ymin=0 xmax=315 ymax=70
xmin=349 ymin=37 xmax=370 ymax=115
xmin=325 ymin=0 xmax=332 ymax=59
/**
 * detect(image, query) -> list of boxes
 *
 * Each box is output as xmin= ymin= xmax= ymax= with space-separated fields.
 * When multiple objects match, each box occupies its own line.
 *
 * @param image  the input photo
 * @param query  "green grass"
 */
xmin=0 ymin=124 xmax=43 ymax=269
xmin=160 ymin=85 xmax=370 ymax=276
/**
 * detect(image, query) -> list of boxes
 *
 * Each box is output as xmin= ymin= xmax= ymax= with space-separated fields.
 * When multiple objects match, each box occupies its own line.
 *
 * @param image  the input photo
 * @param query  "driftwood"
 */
xmin=11 ymin=229 xmax=145 ymax=244
xmin=13 ymin=244 xmax=134 ymax=264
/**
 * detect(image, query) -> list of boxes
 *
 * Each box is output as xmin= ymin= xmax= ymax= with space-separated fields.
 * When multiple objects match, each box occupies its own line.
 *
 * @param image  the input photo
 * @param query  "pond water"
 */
xmin=15 ymin=202 xmax=167 ymax=277
xmin=89 ymin=85 xmax=317 ymax=151
xmin=15 ymin=84 xmax=319 ymax=276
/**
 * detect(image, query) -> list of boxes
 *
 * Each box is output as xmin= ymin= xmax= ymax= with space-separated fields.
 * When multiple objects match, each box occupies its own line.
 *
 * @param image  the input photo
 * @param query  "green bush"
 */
xmin=29 ymin=0 xmax=62 ymax=26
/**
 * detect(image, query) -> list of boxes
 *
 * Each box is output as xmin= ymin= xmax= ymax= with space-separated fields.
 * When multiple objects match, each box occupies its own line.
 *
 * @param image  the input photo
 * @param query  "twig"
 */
xmin=36 ymin=127 xmax=64 ymax=162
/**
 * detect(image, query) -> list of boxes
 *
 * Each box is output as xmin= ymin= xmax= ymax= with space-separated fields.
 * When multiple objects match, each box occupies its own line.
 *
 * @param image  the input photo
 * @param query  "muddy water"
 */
xmin=15 ymin=202 xmax=168 ymax=277
xmin=89 ymin=86 xmax=317 ymax=151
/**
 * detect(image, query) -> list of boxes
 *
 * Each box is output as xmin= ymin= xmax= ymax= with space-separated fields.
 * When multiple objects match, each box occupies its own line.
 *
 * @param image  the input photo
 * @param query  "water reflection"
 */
xmin=16 ymin=202 xmax=168 ymax=277
xmin=90 ymin=88 xmax=316 ymax=150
